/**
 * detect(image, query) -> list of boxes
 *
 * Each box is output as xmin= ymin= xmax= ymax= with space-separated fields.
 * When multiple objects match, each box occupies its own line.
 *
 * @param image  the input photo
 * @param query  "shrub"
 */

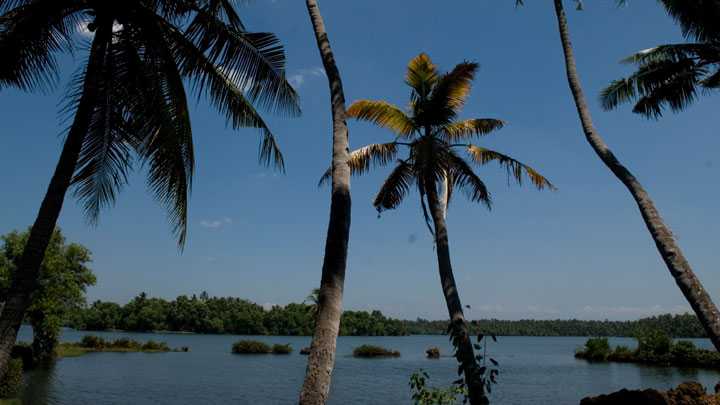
xmin=636 ymin=328 xmax=672 ymax=357
xmin=232 ymin=340 xmax=272 ymax=354
xmin=409 ymin=369 xmax=466 ymax=405
xmin=352 ymin=345 xmax=400 ymax=358
xmin=141 ymin=340 xmax=170 ymax=351
xmin=0 ymin=359 xmax=23 ymax=399
xmin=426 ymin=347 xmax=440 ymax=359
xmin=577 ymin=337 xmax=610 ymax=361
xmin=111 ymin=338 xmax=142 ymax=350
xmin=271 ymin=344 xmax=292 ymax=354
xmin=610 ymin=345 xmax=634 ymax=362
xmin=80 ymin=335 xmax=107 ymax=349
xmin=670 ymin=340 xmax=697 ymax=363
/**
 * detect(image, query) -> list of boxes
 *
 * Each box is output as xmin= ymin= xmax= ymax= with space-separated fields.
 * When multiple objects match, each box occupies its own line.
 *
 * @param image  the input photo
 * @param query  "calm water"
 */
xmin=14 ymin=327 xmax=720 ymax=404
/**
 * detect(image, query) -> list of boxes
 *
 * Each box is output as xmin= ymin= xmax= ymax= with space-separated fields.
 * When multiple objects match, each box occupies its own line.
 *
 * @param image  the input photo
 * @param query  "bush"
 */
xmin=577 ymin=337 xmax=611 ymax=361
xmin=353 ymin=345 xmax=400 ymax=358
xmin=670 ymin=340 xmax=697 ymax=363
xmin=111 ymin=338 xmax=142 ymax=350
xmin=610 ymin=345 xmax=634 ymax=362
xmin=80 ymin=335 xmax=108 ymax=349
xmin=232 ymin=340 xmax=272 ymax=354
xmin=272 ymin=344 xmax=292 ymax=354
xmin=0 ymin=359 xmax=23 ymax=399
xmin=426 ymin=347 xmax=440 ymax=359
xmin=636 ymin=328 xmax=672 ymax=356
xmin=141 ymin=340 xmax=169 ymax=351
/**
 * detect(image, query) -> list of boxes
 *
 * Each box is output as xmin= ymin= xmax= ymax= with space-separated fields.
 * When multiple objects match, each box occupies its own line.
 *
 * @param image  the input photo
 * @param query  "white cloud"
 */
xmin=288 ymin=67 xmax=326 ymax=90
xmin=200 ymin=217 xmax=232 ymax=229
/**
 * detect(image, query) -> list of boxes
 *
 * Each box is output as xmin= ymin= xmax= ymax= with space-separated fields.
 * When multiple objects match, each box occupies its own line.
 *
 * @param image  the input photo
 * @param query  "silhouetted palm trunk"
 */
xmin=299 ymin=1 xmax=352 ymax=404
xmin=552 ymin=0 xmax=720 ymax=351
xmin=426 ymin=183 xmax=488 ymax=405
xmin=0 ymin=26 xmax=110 ymax=379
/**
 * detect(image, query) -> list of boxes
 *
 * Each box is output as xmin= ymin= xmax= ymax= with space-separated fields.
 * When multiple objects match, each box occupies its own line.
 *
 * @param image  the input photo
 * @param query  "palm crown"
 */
xmin=323 ymin=53 xmax=553 ymax=232
xmin=0 ymin=0 xmax=300 ymax=245
xmin=600 ymin=0 xmax=720 ymax=118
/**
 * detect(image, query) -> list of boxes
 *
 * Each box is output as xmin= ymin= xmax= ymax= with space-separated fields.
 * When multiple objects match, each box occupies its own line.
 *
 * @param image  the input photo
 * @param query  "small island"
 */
xmin=575 ymin=329 xmax=720 ymax=369
xmin=352 ymin=345 xmax=400 ymax=358
xmin=231 ymin=340 xmax=293 ymax=355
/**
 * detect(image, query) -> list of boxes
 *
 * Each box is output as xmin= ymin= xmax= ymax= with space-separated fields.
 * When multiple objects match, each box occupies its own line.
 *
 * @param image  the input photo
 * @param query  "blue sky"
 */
xmin=1 ymin=1 xmax=718 ymax=321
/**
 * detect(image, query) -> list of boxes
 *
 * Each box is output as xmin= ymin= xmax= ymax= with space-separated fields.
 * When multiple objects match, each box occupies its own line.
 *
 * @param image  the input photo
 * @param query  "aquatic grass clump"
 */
xmin=141 ymin=340 xmax=170 ymax=352
xmin=0 ymin=359 xmax=23 ymax=399
xmin=272 ymin=344 xmax=293 ymax=354
xmin=426 ymin=347 xmax=440 ymax=359
xmin=80 ymin=335 xmax=108 ymax=349
xmin=231 ymin=340 xmax=272 ymax=354
xmin=70 ymin=335 xmax=174 ymax=355
xmin=352 ymin=345 xmax=400 ymax=358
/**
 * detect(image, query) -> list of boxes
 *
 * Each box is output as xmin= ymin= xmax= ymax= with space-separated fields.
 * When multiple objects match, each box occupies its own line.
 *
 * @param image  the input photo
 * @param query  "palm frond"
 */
xmin=346 ymin=100 xmax=415 ymax=137
xmin=319 ymin=142 xmax=398 ymax=186
xmin=405 ymin=52 xmax=438 ymax=102
xmin=466 ymin=144 xmax=555 ymax=191
xmin=659 ymin=0 xmax=720 ymax=42
xmin=373 ymin=160 xmax=415 ymax=213
xmin=0 ymin=0 xmax=83 ymax=91
xmin=429 ymin=61 xmax=478 ymax=114
xmin=439 ymin=118 xmax=504 ymax=141
xmin=185 ymin=9 xmax=300 ymax=116
xmin=446 ymin=151 xmax=491 ymax=209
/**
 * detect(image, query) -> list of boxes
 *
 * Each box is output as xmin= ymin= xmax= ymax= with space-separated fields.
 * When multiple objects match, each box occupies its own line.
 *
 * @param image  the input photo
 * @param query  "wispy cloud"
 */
xmin=288 ymin=67 xmax=326 ymax=90
xmin=200 ymin=217 xmax=232 ymax=229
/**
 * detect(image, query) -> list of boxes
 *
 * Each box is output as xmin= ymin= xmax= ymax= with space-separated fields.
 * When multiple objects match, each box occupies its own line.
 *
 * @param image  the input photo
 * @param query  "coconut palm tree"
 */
xmin=0 ymin=0 xmax=299 ymax=378
xmin=518 ymin=0 xmax=720 ymax=350
xmin=332 ymin=53 xmax=553 ymax=404
xmin=299 ymin=1 xmax=352 ymax=404
xmin=601 ymin=0 xmax=720 ymax=118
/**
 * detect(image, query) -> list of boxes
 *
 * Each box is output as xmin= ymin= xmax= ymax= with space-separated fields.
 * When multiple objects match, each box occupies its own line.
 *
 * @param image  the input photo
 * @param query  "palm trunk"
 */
xmin=426 ymin=183 xmax=488 ymax=405
xmin=299 ymin=1 xmax=352 ymax=404
xmin=0 ymin=27 xmax=109 ymax=379
xmin=552 ymin=0 xmax=720 ymax=350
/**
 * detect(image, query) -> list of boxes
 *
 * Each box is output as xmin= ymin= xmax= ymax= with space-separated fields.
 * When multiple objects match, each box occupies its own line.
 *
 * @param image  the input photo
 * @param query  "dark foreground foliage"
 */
xmin=0 ymin=359 xmax=22 ymax=399
xmin=576 ymin=329 xmax=720 ymax=368
xmin=352 ymin=345 xmax=400 ymax=358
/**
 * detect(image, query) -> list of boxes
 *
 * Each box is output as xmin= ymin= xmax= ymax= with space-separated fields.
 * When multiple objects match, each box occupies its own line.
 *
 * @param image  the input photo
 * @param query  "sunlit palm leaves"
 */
xmin=0 ymin=0 xmax=300 ymax=246
xmin=600 ymin=1 xmax=720 ymax=118
xmin=336 ymin=53 xmax=553 ymax=221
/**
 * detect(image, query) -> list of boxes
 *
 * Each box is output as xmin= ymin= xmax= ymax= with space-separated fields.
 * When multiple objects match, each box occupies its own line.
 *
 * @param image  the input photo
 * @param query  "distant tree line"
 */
xmin=65 ymin=293 xmax=706 ymax=338
xmin=66 ymin=292 xmax=409 ymax=336
xmin=407 ymin=314 xmax=707 ymax=338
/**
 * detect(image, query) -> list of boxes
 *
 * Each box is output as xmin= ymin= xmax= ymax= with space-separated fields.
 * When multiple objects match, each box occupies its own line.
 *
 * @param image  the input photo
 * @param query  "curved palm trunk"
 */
xmin=299 ymin=1 xmax=352 ymax=404
xmin=0 ymin=27 xmax=109 ymax=379
xmin=426 ymin=184 xmax=488 ymax=405
xmin=552 ymin=0 xmax=720 ymax=350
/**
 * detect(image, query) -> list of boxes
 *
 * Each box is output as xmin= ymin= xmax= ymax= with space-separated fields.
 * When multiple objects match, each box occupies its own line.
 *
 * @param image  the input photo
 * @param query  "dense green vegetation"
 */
xmin=575 ymin=329 xmax=720 ymax=368
xmin=0 ymin=359 xmax=21 ymax=399
xmin=64 ymin=292 xmax=709 ymax=338
xmin=1 ymin=229 xmax=96 ymax=362
xmin=52 ymin=335 xmax=181 ymax=358
xmin=352 ymin=345 xmax=400 ymax=358
xmin=409 ymin=370 xmax=466 ymax=405
xmin=231 ymin=340 xmax=272 ymax=354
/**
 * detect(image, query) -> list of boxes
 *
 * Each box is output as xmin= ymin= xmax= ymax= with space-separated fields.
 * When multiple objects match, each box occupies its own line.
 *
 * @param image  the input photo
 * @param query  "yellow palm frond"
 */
xmin=466 ymin=145 xmax=555 ymax=191
xmin=447 ymin=151 xmax=492 ymax=209
xmin=373 ymin=160 xmax=415 ymax=212
xmin=346 ymin=100 xmax=415 ymax=137
xmin=405 ymin=53 xmax=438 ymax=100
xmin=440 ymin=119 xmax=505 ymax=141
xmin=430 ymin=62 xmax=478 ymax=113
xmin=319 ymin=142 xmax=398 ymax=186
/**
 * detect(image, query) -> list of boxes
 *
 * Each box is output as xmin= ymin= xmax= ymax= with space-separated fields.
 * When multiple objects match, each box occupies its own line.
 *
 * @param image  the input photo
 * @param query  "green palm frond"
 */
xmin=346 ymin=100 xmax=415 ymax=137
xmin=659 ymin=0 xmax=720 ymax=42
xmin=319 ymin=142 xmax=398 ymax=186
xmin=429 ymin=61 xmax=478 ymax=114
xmin=466 ymin=144 xmax=555 ymax=191
xmin=373 ymin=160 xmax=415 ymax=213
xmin=440 ymin=118 xmax=504 ymax=141
xmin=446 ymin=151 xmax=491 ymax=209
xmin=405 ymin=52 xmax=438 ymax=102
xmin=0 ymin=0 xmax=83 ymax=91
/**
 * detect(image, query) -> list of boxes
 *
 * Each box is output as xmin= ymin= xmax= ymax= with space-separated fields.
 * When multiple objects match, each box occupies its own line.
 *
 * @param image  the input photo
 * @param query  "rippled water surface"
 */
xmin=15 ymin=327 xmax=720 ymax=404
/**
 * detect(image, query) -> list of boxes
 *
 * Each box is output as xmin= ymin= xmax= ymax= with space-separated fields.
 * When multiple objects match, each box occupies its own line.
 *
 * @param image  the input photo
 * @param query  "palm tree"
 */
xmin=0 ymin=0 xmax=299 ymax=378
xmin=526 ymin=0 xmax=720 ymax=350
xmin=299 ymin=1 xmax=352 ymax=404
xmin=334 ymin=53 xmax=553 ymax=404
xmin=601 ymin=0 xmax=720 ymax=118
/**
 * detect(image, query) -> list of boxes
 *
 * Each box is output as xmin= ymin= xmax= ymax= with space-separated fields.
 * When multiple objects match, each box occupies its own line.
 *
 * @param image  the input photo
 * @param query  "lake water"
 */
xmin=14 ymin=327 xmax=720 ymax=404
